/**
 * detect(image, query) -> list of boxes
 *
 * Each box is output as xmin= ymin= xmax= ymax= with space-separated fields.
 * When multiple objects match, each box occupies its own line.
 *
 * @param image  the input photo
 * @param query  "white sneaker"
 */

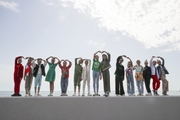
xmin=25 ymin=94 xmax=29 ymax=97
xmin=88 ymin=93 xmax=92 ymax=96
xmin=34 ymin=93 xmax=37 ymax=97
xmin=37 ymin=93 xmax=41 ymax=96
xmin=73 ymin=93 xmax=76 ymax=96
xmin=145 ymin=93 xmax=152 ymax=96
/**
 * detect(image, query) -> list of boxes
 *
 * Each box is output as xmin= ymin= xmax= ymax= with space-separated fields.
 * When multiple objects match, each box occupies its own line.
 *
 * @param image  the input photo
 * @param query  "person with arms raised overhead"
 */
xmin=24 ymin=57 xmax=35 ymax=97
xmin=150 ymin=56 xmax=160 ymax=96
xmin=92 ymin=51 xmax=102 ymax=96
xmin=33 ymin=58 xmax=47 ymax=96
xmin=45 ymin=56 xmax=60 ymax=96
xmin=59 ymin=59 xmax=72 ymax=96
xmin=101 ymin=51 xmax=111 ymax=97
xmin=73 ymin=57 xmax=83 ymax=96
xmin=81 ymin=59 xmax=92 ymax=96
xmin=11 ymin=56 xmax=24 ymax=97
xmin=156 ymin=56 xmax=169 ymax=96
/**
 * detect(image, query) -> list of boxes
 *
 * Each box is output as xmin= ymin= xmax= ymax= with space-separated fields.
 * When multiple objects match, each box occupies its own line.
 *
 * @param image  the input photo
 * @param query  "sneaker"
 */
xmin=48 ymin=93 xmax=53 ymax=96
xmin=17 ymin=94 xmax=21 ymax=96
xmin=65 ymin=93 xmax=68 ymax=96
xmin=116 ymin=94 xmax=119 ymax=96
xmin=37 ymin=93 xmax=41 ymax=96
xmin=128 ymin=94 xmax=132 ymax=96
xmin=29 ymin=93 xmax=32 ymax=97
xmin=155 ymin=91 xmax=159 ymax=96
xmin=82 ymin=94 xmax=85 ymax=97
xmin=11 ymin=93 xmax=18 ymax=96
xmin=72 ymin=93 xmax=76 ymax=96
xmin=145 ymin=93 xmax=152 ymax=96
xmin=93 ymin=94 xmax=96 ymax=96
xmin=140 ymin=94 xmax=144 ymax=96
xmin=25 ymin=94 xmax=29 ymax=97
xmin=163 ymin=93 xmax=169 ymax=96
xmin=121 ymin=94 xmax=125 ymax=96
xmin=137 ymin=94 xmax=141 ymax=96
xmin=88 ymin=93 xmax=92 ymax=96
xmin=34 ymin=94 xmax=37 ymax=97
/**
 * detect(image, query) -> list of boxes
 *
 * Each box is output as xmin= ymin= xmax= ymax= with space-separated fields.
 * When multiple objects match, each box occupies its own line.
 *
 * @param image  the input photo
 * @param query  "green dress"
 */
xmin=45 ymin=63 xmax=57 ymax=82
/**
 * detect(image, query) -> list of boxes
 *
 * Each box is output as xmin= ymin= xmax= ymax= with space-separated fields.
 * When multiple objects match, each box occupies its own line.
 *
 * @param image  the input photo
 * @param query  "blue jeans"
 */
xmin=93 ymin=71 xmax=100 ymax=93
xmin=34 ymin=74 xmax=42 ymax=87
xmin=136 ymin=80 xmax=144 ymax=94
xmin=127 ymin=74 xmax=135 ymax=94
xmin=61 ymin=78 xmax=68 ymax=93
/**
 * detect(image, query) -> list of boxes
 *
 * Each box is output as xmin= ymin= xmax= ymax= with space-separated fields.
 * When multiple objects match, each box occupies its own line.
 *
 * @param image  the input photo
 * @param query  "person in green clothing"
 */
xmin=92 ymin=51 xmax=102 ymax=96
xmin=114 ymin=55 xmax=127 ymax=96
xmin=45 ymin=56 xmax=60 ymax=96
xmin=101 ymin=51 xmax=111 ymax=97
xmin=73 ymin=57 xmax=83 ymax=96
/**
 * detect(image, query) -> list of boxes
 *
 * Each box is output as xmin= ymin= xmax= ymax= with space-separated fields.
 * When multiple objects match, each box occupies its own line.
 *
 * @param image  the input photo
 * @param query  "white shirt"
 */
xmin=37 ymin=62 xmax=47 ymax=74
xmin=81 ymin=60 xmax=91 ymax=80
xmin=150 ymin=58 xmax=159 ymax=79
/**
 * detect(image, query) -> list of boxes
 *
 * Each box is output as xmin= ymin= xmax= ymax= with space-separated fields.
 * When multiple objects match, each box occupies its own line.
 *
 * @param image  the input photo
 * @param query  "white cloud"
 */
xmin=46 ymin=0 xmax=180 ymax=52
xmin=87 ymin=40 xmax=106 ymax=49
xmin=0 ymin=1 xmax=19 ymax=12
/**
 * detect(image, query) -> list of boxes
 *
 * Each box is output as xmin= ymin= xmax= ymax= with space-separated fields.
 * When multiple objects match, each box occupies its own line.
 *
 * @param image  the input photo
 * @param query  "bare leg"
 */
xmin=38 ymin=87 xmax=40 ymax=94
xmin=34 ymin=87 xmax=37 ymax=94
xmin=78 ymin=86 xmax=80 ymax=96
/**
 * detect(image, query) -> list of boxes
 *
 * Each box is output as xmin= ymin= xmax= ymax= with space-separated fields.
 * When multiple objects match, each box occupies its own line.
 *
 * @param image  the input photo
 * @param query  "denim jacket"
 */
xmin=157 ymin=57 xmax=169 ymax=79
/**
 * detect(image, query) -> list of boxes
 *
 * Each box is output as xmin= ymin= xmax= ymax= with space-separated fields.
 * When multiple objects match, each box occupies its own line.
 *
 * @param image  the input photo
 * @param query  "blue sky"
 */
xmin=0 ymin=0 xmax=180 ymax=92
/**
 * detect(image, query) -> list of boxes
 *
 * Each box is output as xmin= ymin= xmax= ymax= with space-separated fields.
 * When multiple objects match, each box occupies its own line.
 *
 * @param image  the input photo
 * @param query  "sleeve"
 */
xmin=160 ymin=57 xmax=165 ymax=66
xmin=107 ymin=53 xmax=111 ymax=62
xmin=59 ymin=62 xmax=62 ymax=68
xmin=43 ymin=61 xmax=47 ymax=67
xmin=150 ymin=58 xmax=153 ymax=68
xmin=67 ymin=61 xmax=72 ymax=69
xmin=15 ymin=56 xmax=22 ymax=65
xmin=19 ymin=65 xmax=24 ymax=78
xmin=75 ymin=58 xmax=78 ymax=65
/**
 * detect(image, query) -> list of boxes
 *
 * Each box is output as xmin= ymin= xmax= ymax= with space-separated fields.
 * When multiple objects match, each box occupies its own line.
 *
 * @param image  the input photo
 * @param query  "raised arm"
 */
xmin=75 ymin=57 xmax=82 ymax=65
xmin=15 ymin=56 xmax=23 ymax=65
xmin=59 ymin=59 xmax=64 ymax=68
xmin=54 ymin=57 xmax=60 ymax=64
xmin=66 ymin=60 xmax=72 ymax=69
xmin=102 ymin=51 xmax=111 ymax=62
xmin=46 ymin=56 xmax=53 ymax=64
xmin=42 ymin=59 xmax=47 ymax=66
xmin=158 ymin=56 xmax=165 ymax=66
xmin=150 ymin=56 xmax=155 ymax=67
xmin=93 ymin=51 xmax=101 ymax=59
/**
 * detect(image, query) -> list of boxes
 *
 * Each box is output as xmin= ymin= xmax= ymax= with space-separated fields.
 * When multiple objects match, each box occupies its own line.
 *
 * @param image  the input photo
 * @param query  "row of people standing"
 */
xmin=12 ymin=52 xmax=169 ymax=97
xmin=115 ymin=55 xmax=169 ymax=96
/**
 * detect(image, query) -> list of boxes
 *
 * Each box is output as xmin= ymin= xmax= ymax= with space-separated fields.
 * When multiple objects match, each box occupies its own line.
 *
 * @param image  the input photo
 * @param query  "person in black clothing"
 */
xmin=143 ymin=60 xmax=152 ymax=96
xmin=114 ymin=55 xmax=127 ymax=96
xmin=33 ymin=58 xmax=47 ymax=96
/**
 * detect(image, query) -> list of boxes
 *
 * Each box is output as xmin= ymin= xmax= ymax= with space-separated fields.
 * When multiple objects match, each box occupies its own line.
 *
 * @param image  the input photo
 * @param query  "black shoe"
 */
xmin=11 ymin=94 xmax=17 ymax=96
xmin=17 ymin=94 xmax=22 ymax=96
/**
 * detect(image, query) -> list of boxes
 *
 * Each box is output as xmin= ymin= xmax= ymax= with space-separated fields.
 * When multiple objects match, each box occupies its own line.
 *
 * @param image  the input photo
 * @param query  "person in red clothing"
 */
xmin=12 ymin=56 xmax=24 ymax=96
xmin=59 ymin=59 xmax=72 ymax=96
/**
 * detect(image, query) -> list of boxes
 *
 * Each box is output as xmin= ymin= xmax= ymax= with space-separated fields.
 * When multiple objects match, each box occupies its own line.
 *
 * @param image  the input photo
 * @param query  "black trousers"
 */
xmin=115 ymin=76 xmax=124 ymax=95
xmin=144 ymin=76 xmax=151 ymax=93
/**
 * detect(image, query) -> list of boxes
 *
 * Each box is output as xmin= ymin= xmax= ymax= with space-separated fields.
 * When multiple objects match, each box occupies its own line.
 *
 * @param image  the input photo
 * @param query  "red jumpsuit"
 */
xmin=14 ymin=56 xmax=24 ymax=94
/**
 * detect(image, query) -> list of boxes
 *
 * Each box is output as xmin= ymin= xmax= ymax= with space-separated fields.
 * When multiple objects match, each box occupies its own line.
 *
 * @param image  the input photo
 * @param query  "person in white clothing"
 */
xmin=150 ymin=56 xmax=160 ymax=96
xmin=81 ymin=59 xmax=92 ymax=96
